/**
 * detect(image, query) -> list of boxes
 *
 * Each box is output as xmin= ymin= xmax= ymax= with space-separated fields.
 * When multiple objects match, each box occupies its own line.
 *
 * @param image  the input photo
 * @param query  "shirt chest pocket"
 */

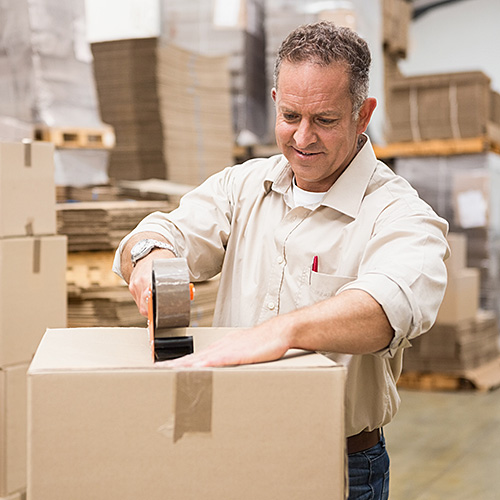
xmin=303 ymin=272 xmax=356 ymax=306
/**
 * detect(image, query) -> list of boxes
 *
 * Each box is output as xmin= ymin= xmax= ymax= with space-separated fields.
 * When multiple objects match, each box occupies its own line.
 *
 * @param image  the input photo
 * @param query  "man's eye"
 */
xmin=317 ymin=118 xmax=335 ymax=125
xmin=283 ymin=113 xmax=298 ymax=121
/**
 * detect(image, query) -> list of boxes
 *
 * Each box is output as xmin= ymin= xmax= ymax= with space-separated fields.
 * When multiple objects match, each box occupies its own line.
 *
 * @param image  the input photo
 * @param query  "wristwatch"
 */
xmin=130 ymin=238 xmax=179 ymax=266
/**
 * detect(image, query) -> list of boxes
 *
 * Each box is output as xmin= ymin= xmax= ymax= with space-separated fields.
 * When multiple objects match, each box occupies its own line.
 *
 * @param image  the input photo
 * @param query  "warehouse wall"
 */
xmin=85 ymin=0 xmax=160 ymax=42
xmin=400 ymin=0 xmax=500 ymax=92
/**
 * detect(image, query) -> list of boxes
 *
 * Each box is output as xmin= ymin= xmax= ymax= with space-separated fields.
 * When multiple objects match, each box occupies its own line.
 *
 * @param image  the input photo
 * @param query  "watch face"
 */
xmin=131 ymin=239 xmax=153 ymax=263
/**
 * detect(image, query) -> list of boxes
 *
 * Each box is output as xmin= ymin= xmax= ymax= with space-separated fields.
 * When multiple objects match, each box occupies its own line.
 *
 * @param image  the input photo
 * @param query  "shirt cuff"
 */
xmin=339 ymin=273 xmax=417 ymax=358
xmin=112 ymin=221 xmax=175 ymax=280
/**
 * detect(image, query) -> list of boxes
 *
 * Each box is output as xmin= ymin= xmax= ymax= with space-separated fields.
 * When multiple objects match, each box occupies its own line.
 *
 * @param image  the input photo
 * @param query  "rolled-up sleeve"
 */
xmin=339 ymin=201 xmax=450 ymax=358
xmin=113 ymin=166 xmax=237 ymax=281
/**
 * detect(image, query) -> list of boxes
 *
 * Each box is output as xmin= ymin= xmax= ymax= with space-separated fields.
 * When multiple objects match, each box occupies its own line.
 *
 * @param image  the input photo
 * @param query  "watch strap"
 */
xmin=131 ymin=239 xmax=179 ymax=266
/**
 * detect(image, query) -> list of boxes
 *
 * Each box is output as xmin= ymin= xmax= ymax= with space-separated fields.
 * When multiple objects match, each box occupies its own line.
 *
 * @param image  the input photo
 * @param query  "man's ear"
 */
xmin=356 ymin=97 xmax=377 ymax=134
xmin=271 ymin=88 xmax=277 ymax=102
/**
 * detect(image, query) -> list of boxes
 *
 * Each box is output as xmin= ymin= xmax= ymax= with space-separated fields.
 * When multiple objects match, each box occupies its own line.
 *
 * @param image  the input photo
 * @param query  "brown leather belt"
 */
xmin=347 ymin=428 xmax=381 ymax=455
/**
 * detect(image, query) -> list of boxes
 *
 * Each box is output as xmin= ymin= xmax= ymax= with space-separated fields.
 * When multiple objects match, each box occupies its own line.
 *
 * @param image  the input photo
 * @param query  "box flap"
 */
xmin=29 ymin=327 xmax=339 ymax=372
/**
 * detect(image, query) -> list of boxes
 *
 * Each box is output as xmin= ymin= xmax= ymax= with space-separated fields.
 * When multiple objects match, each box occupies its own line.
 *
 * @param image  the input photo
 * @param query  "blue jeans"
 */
xmin=348 ymin=432 xmax=390 ymax=499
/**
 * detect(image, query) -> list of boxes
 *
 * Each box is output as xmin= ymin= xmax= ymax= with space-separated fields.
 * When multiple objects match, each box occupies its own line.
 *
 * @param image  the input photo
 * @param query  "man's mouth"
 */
xmin=293 ymin=147 xmax=319 ymax=157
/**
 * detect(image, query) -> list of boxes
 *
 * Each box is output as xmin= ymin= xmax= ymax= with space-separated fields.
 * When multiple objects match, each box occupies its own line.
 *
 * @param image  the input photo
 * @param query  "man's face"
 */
xmin=272 ymin=60 xmax=375 ymax=192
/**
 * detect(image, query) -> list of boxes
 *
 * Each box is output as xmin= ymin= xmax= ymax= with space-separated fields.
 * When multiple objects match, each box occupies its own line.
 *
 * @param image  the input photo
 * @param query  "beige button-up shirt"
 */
xmin=114 ymin=136 xmax=449 ymax=437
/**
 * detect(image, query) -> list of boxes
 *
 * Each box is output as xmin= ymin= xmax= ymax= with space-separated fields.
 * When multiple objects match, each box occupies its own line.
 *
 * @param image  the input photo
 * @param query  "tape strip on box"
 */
xmin=174 ymin=370 xmax=213 ymax=443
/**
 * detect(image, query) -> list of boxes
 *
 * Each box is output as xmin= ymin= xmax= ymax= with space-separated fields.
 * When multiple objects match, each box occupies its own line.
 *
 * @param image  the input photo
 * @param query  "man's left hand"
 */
xmin=158 ymin=322 xmax=290 ymax=368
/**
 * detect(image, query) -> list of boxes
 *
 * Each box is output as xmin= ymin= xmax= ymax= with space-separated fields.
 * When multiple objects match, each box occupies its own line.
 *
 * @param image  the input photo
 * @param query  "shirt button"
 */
xmin=268 ymin=302 xmax=275 ymax=310
xmin=277 ymin=256 xmax=283 ymax=264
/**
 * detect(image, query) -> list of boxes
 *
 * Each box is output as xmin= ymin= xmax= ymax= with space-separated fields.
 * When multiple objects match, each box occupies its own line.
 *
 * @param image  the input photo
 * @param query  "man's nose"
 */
xmin=293 ymin=119 xmax=316 ymax=148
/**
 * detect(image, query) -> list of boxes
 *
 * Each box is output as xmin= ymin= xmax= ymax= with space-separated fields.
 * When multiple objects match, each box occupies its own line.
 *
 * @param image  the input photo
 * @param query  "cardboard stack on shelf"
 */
xmin=91 ymin=38 xmax=166 ymax=181
xmin=91 ymin=37 xmax=235 ymax=185
xmin=0 ymin=0 xmax=114 ymax=188
xmin=156 ymin=45 xmax=234 ymax=185
xmin=66 ymin=251 xmax=220 ymax=329
xmin=56 ymin=200 xmax=176 ymax=252
xmin=386 ymin=70 xmax=500 ymax=145
xmin=65 ymin=251 xmax=146 ymax=328
xmin=160 ymin=0 xmax=267 ymax=146
xmin=403 ymin=233 xmax=500 ymax=374
xmin=58 ymin=199 xmax=170 ymax=328
xmin=0 ymin=141 xmax=67 ymax=500
xmin=59 ymin=199 xmax=220 ymax=329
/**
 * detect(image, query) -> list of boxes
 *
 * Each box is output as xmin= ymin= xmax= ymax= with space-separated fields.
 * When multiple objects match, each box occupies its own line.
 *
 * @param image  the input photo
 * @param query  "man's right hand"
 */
xmin=128 ymin=249 xmax=178 ymax=317
xmin=120 ymin=233 xmax=178 ymax=317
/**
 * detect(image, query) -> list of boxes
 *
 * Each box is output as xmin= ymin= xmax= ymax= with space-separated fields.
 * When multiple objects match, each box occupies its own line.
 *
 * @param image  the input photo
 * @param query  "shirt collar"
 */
xmin=263 ymin=134 xmax=378 ymax=218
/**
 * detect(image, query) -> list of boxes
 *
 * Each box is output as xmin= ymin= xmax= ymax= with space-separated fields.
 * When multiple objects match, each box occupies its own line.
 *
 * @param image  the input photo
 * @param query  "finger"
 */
xmin=138 ymin=288 xmax=150 ymax=317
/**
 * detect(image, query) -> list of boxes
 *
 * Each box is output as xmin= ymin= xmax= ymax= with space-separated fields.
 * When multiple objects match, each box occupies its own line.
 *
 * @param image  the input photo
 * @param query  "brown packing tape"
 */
xmin=33 ymin=238 xmax=41 ymax=274
xmin=153 ymin=258 xmax=191 ymax=331
xmin=174 ymin=370 xmax=213 ymax=443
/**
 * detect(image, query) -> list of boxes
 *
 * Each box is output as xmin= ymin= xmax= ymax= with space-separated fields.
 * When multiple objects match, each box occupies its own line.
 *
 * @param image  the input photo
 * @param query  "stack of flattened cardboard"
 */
xmin=66 ymin=251 xmax=220 ymax=329
xmin=91 ymin=38 xmax=166 ymax=181
xmin=404 ymin=233 xmax=500 ymax=373
xmin=68 ymin=287 xmax=147 ymax=328
xmin=157 ymin=45 xmax=234 ymax=185
xmin=159 ymin=0 xmax=267 ymax=145
xmin=65 ymin=250 xmax=145 ymax=328
xmin=116 ymin=178 xmax=195 ymax=206
xmin=386 ymin=70 xmax=500 ymax=144
xmin=0 ymin=141 xmax=67 ymax=500
xmin=56 ymin=200 xmax=175 ymax=252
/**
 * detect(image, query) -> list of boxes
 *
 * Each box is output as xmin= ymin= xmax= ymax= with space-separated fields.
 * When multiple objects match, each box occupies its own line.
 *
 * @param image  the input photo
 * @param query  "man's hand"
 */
xmin=128 ymin=257 xmax=155 ymax=317
xmin=158 ymin=319 xmax=292 ymax=368
xmin=120 ymin=232 xmax=178 ymax=317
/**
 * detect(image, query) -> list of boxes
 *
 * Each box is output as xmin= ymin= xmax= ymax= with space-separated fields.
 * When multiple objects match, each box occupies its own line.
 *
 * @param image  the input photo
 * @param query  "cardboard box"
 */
xmin=446 ymin=233 xmax=467 ymax=274
xmin=436 ymin=268 xmax=480 ymax=325
xmin=387 ymin=71 xmax=500 ymax=143
xmin=28 ymin=327 xmax=346 ymax=500
xmin=404 ymin=310 xmax=500 ymax=372
xmin=0 ymin=142 xmax=56 ymax=237
xmin=0 ymin=364 xmax=28 ymax=497
xmin=0 ymin=236 xmax=67 ymax=367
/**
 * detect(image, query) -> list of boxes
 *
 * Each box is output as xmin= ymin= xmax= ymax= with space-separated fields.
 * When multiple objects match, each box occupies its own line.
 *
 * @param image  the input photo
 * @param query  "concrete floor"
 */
xmin=385 ymin=388 xmax=500 ymax=500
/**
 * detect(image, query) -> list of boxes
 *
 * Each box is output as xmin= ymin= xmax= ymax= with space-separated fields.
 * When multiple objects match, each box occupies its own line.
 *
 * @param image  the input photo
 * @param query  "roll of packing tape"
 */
xmin=152 ymin=258 xmax=191 ymax=330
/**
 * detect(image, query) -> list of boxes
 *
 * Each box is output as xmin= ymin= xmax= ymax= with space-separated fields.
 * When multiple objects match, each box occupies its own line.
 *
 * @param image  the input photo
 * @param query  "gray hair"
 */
xmin=273 ymin=21 xmax=371 ymax=118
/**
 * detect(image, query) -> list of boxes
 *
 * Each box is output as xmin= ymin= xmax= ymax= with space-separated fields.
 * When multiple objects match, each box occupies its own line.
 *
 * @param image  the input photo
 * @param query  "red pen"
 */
xmin=312 ymin=255 xmax=318 ymax=273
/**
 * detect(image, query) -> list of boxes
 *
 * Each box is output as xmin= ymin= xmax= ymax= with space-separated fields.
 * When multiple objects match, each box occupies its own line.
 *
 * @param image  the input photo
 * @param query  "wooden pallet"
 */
xmin=374 ymin=136 xmax=500 ymax=159
xmin=66 ymin=251 xmax=125 ymax=292
xmin=34 ymin=124 xmax=115 ymax=149
xmin=399 ymin=356 xmax=500 ymax=392
xmin=398 ymin=371 xmax=476 ymax=391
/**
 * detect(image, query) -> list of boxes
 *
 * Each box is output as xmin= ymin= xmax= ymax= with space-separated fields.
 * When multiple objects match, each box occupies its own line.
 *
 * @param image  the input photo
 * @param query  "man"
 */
xmin=114 ymin=21 xmax=449 ymax=499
